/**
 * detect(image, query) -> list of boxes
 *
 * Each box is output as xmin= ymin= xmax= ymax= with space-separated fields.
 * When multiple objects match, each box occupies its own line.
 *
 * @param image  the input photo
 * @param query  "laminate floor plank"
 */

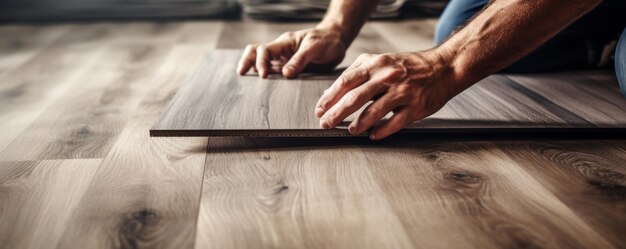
xmin=56 ymin=45 xmax=215 ymax=249
xmin=370 ymin=18 xmax=437 ymax=52
xmin=0 ymin=43 xmax=170 ymax=160
xmin=497 ymin=140 xmax=626 ymax=248
xmin=0 ymin=40 xmax=107 ymax=153
xmin=341 ymin=23 xmax=400 ymax=67
xmin=151 ymin=51 xmax=626 ymax=137
xmin=216 ymin=21 xmax=269 ymax=49
xmin=0 ymin=159 xmax=102 ymax=249
xmin=0 ymin=24 xmax=72 ymax=78
xmin=105 ymin=21 xmax=224 ymax=45
xmin=508 ymin=73 xmax=626 ymax=124
xmin=362 ymin=140 xmax=615 ymax=249
xmin=195 ymin=137 xmax=414 ymax=249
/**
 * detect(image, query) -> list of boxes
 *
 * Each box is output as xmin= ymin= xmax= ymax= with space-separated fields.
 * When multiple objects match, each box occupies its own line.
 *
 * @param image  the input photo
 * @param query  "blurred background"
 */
xmin=0 ymin=0 xmax=448 ymax=22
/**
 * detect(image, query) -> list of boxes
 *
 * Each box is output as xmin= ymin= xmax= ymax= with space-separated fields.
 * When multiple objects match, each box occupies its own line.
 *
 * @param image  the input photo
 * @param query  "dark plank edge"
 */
xmin=149 ymin=127 xmax=626 ymax=138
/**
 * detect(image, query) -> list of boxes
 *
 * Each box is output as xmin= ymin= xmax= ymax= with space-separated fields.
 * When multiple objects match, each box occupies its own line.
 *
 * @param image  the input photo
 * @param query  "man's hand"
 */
xmin=237 ymin=27 xmax=347 ymax=78
xmin=315 ymin=51 xmax=463 ymax=140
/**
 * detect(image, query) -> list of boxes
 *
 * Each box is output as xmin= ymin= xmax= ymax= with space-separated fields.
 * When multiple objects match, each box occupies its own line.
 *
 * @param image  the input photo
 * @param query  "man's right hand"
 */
xmin=237 ymin=27 xmax=347 ymax=78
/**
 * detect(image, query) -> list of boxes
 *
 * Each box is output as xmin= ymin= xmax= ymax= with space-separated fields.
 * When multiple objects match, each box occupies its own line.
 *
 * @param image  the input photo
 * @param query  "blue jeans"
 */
xmin=617 ymin=29 xmax=626 ymax=96
xmin=435 ymin=0 xmax=626 ymax=95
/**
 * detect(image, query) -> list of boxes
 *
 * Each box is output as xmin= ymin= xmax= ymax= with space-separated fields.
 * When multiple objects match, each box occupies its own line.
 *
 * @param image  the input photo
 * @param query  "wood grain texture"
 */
xmin=362 ymin=140 xmax=615 ymax=249
xmin=0 ymin=43 xmax=169 ymax=160
xmin=196 ymin=137 xmax=624 ymax=249
xmin=195 ymin=137 xmax=414 ymax=249
xmin=498 ymin=140 xmax=626 ymax=248
xmin=55 ymin=45 xmax=215 ymax=249
xmin=0 ymin=30 xmax=108 ymax=153
xmin=151 ymin=50 xmax=626 ymax=137
xmin=0 ymin=159 xmax=102 ymax=249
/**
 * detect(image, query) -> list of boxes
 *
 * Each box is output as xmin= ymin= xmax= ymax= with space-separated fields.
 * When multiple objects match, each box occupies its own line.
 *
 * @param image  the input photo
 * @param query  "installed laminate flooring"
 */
xmin=0 ymin=20 xmax=625 ymax=249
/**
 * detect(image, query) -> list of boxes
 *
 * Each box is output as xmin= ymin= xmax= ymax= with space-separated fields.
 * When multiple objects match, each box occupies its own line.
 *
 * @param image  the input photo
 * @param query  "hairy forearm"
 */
xmin=437 ymin=0 xmax=602 ymax=91
xmin=317 ymin=0 xmax=381 ymax=47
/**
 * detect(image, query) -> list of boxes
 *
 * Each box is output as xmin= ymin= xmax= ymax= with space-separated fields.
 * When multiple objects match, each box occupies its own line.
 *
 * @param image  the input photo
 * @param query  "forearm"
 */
xmin=317 ymin=0 xmax=381 ymax=47
xmin=437 ymin=0 xmax=602 ymax=91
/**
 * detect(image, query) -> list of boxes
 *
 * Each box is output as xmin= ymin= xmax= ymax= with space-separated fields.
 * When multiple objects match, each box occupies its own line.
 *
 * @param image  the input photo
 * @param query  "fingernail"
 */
xmin=348 ymin=124 xmax=357 ymax=134
xmin=315 ymin=107 xmax=325 ymax=117
xmin=282 ymin=68 xmax=292 ymax=77
xmin=285 ymin=66 xmax=294 ymax=74
xmin=370 ymin=133 xmax=376 ymax=140
xmin=320 ymin=119 xmax=330 ymax=129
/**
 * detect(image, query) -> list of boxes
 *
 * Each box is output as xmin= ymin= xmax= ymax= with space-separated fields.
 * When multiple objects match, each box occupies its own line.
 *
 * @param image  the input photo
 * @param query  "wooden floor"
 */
xmin=0 ymin=20 xmax=625 ymax=249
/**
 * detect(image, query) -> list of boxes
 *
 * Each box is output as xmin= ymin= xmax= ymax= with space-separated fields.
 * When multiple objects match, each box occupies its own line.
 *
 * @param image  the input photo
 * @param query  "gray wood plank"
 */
xmin=0 ymin=159 xmax=102 ymax=249
xmin=56 ymin=45 xmax=213 ymax=249
xmin=0 ymin=43 xmax=170 ymax=160
xmin=151 ymin=50 xmax=626 ymax=137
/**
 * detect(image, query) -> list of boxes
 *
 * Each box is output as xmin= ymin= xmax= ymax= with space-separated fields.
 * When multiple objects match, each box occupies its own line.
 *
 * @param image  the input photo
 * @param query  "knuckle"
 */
xmin=360 ymin=53 xmax=371 ymax=58
xmin=335 ymin=76 xmax=350 ymax=89
xmin=395 ymin=84 xmax=413 ymax=94
xmin=293 ymin=54 xmax=308 ymax=64
xmin=244 ymin=44 xmax=257 ymax=53
xmin=289 ymin=59 xmax=302 ymax=68
xmin=391 ymin=66 xmax=406 ymax=77
xmin=395 ymin=92 xmax=412 ymax=103
xmin=380 ymin=68 xmax=402 ymax=81
xmin=373 ymin=54 xmax=392 ymax=64
xmin=344 ymin=92 xmax=363 ymax=106
xmin=366 ymin=106 xmax=387 ymax=119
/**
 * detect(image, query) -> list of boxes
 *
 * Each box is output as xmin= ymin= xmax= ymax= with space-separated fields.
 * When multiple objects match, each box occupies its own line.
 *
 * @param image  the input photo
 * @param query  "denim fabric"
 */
xmin=434 ymin=0 xmax=626 ymax=75
xmin=434 ymin=0 xmax=488 ymax=45
xmin=616 ymin=28 xmax=626 ymax=96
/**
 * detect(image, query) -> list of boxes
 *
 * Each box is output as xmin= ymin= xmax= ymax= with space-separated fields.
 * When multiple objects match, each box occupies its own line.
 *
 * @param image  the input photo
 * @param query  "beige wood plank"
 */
xmin=217 ymin=21 xmax=268 ymax=49
xmin=364 ymin=140 xmax=615 ymax=248
xmin=107 ymin=21 xmax=224 ymax=45
xmin=0 ymin=24 xmax=72 ymax=78
xmin=56 ymin=45 xmax=215 ymax=249
xmin=499 ymin=140 xmax=626 ymax=248
xmin=0 ymin=159 xmax=102 ymax=249
xmin=0 ymin=40 xmax=107 ymax=154
xmin=341 ymin=23 xmax=399 ymax=67
xmin=195 ymin=137 xmax=413 ymax=249
xmin=0 ymin=43 xmax=170 ymax=160
xmin=509 ymin=73 xmax=626 ymax=124
xmin=371 ymin=19 xmax=438 ymax=52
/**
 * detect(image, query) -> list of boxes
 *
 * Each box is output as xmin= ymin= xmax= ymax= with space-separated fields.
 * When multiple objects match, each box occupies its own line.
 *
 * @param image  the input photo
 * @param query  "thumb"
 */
xmin=282 ymin=45 xmax=315 ymax=78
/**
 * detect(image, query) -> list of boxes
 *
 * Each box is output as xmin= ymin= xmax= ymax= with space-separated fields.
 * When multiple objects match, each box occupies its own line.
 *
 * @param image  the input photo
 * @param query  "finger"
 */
xmin=282 ymin=45 xmax=314 ymax=78
xmin=319 ymin=81 xmax=387 ymax=129
xmin=237 ymin=44 xmax=257 ymax=75
xmin=256 ymin=45 xmax=271 ymax=78
xmin=271 ymin=65 xmax=283 ymax=73
xmin=370 ymin=107 xmax=418 ymax=140
xmin=315 ymin=65 xmax=370 ymax=117
xmin=348 ymin=92 xmax=407 ymax=135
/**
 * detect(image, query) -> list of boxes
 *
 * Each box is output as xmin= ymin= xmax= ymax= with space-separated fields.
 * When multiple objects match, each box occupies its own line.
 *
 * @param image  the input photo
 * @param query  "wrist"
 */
xmin=418 ymin=46 xmax=475 ymax=99
xmin=430 ymin=45 xmax=476 ymax=91
xmin=316 ymin=20 xmax=353 ymax=47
